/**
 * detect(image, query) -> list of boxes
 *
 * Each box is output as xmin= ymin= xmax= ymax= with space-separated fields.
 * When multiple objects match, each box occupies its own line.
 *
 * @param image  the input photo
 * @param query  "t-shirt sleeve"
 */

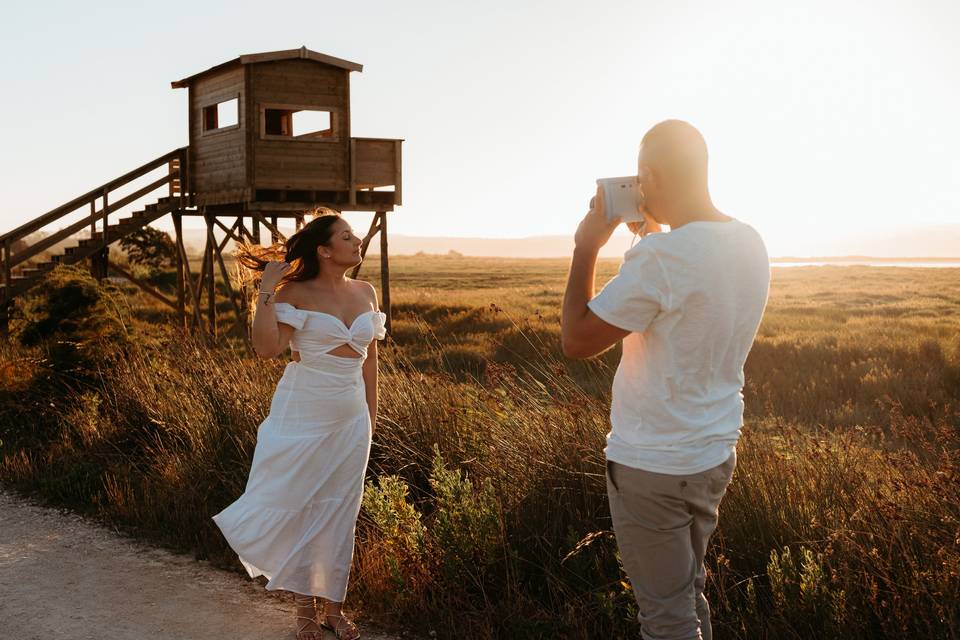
xmin=587 ymin=243 xmax=669 ymax=333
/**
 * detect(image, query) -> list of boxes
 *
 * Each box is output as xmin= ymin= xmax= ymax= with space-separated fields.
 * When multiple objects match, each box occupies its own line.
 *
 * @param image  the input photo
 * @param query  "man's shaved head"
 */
xmin=639 ymin=120 xmax=709 ymax=191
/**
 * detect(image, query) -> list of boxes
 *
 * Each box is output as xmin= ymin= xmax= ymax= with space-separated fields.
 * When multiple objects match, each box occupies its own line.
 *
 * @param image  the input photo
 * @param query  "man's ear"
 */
xmin=639 ymin=163 xmax=657 ymax=189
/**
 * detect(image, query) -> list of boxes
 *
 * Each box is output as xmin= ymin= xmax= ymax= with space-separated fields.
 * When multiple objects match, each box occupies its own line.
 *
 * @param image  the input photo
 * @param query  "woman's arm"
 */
xmin=360 ymin=280 xmax=380 ymax=430
xmin=362 ymin=339 xmax=378 ymax=430
xmin=251 ymin=262 xmax=296 ymax=358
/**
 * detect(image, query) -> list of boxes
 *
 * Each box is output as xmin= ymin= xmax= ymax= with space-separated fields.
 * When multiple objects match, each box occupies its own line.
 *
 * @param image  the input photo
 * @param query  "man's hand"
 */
xmin=574 ymin=185 xmax=620 ymax=253
xmin=625 ymin=183 xmax=662 ymax=236
xmin=626 ymin=208 xmax=663 ymax=236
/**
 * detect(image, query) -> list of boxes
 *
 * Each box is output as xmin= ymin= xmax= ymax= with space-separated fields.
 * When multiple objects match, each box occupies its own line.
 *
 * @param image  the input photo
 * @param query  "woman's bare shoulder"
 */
xmin=273 ymin=281 xmax=302 ymax=304
xmin=351 ymin=279 xmax=378 ymax=307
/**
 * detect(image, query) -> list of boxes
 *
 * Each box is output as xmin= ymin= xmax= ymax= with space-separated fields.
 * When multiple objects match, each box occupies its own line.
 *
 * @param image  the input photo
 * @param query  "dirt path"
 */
xmin=0 ymin=488 xmax=399 ymax=640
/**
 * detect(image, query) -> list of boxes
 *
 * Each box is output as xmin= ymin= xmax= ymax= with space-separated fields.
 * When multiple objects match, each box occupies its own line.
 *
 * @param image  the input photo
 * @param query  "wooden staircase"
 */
xmin=7 ymin=196 xmax=181 ymax=299
xmin=1 ymin=147 xmax=191 ymax=326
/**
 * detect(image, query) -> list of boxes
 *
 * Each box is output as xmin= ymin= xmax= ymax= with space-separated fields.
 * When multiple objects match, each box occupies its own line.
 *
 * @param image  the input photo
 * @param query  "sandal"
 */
xmin=321 ymin=611 xmax=361 ymax=640
xmin=293 ymin=593 xmax=324 ymax=640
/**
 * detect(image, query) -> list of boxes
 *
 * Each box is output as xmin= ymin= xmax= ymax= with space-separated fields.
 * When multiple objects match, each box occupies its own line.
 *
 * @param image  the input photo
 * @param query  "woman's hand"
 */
xmin=261 ymin=261 xmax=290 ymax=292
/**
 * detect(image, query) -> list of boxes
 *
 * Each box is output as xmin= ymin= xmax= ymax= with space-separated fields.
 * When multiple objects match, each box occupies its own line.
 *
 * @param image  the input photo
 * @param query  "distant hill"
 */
xmin=178 ymin=229 xmax=638 ymax=258
xmin=807 ymin=224 xmax=960 ymax=259
xmin=168 ymin=224 xmax=960 ymax=260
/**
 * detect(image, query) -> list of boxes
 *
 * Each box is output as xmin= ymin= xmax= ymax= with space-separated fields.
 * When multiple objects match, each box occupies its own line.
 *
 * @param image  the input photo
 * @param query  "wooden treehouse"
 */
xmin=0 ymin=47 xmax=402 ymax=346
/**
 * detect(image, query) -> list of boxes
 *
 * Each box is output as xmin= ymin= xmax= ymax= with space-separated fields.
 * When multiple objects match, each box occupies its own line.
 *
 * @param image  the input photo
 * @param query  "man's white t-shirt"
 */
xmin=587 ymin=219 xmax=770 ymax=475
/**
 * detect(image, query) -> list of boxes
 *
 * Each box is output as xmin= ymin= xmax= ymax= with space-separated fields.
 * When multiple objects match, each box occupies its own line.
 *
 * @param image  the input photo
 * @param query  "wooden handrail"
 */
xmin=10 ymin=173 xmax=175 ymax=268
xmin=0 ymin=147 xmax=187 ymax=244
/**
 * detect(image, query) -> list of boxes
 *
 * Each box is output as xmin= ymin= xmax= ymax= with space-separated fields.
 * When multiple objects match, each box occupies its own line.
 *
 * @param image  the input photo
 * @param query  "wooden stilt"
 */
xmin=350 ymin=213 xmax=381 ymax=279
xmin=0 ymin=300 xmax=9 ymax=339
xmin=174 ymin=212 xmax=186 ymax=327
xmin=212 ymin=238 xmax=253 ymax=354
xmin=173 ymin=220 xmax=203 ymax=329
xmin=249 ymin=212 xmax=286 ymax=244
xmin=378 ymin=211 xmax=391 ymax=335
xmin=251 ymin=214 xmax=261 ymax=245
xmin=205 ymin=214 xmax=216 ymax=337
xmin=2 ymin=238 xmax=11 ymax=337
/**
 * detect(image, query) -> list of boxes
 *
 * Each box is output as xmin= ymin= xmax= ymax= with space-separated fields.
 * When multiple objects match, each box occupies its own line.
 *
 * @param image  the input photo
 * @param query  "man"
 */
xmin=561 ymin=120 xmax=770 ymax=640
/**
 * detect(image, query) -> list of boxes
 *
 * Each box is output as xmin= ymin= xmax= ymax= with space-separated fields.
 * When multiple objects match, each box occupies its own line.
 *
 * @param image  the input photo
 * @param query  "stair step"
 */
xmin=21 ymin=266 xmax=53 ymax=277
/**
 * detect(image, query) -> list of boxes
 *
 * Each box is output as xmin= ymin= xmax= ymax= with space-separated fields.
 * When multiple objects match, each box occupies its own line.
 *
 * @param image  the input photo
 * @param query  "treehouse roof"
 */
xmin=171 ymin=46 xmax=363 ymax=89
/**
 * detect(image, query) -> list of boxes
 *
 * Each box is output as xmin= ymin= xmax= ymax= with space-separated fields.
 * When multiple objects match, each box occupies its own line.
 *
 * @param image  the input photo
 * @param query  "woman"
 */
xmin=213 ymin=210 xmax=384 ymax=640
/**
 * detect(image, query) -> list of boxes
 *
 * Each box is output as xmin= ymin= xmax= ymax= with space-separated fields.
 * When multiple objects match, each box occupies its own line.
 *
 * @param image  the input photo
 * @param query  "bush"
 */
xmin=16 ymin=264 xmax=128 ymax=376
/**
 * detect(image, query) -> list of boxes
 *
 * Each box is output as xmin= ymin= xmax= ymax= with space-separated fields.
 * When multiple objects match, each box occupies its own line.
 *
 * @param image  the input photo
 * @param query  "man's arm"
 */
xmin=561 ymin=189 xmax=631 ymax=359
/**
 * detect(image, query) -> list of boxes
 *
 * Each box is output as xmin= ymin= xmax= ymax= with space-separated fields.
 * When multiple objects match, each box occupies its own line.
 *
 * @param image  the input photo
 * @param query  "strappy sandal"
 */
xmin=293 ymin=594 xmax=324 ymax=640
xmin=321 ymin=611 xmax=361 ymax=640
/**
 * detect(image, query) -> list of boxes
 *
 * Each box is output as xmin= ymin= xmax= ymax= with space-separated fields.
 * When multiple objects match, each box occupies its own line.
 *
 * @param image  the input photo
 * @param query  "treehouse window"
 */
xmin=201 ymin=98 xmax=239 ymax=133
xmin=262 ymin=106 xmax=336 ymax=141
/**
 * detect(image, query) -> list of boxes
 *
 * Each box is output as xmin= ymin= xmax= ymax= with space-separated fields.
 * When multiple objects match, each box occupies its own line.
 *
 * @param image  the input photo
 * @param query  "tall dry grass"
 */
xmin=1 ymin=260 xmax=958 ymax=638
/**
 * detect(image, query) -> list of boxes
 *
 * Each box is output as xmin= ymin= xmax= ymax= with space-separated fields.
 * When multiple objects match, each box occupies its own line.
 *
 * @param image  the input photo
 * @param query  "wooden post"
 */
xmin=90 ymin=198 xmax=100 ymax=279
xmin=271 ymin=216 xmax=279 ymax=244
xmin=99 ymin=188 xmax=110 ymax=280
xmin=295 ymin=214 xmax=305 ymax=232
xmin=212 ymin=238 xmax=253 ymax=355
xmin=251 ymin=213 xmax=261 ymax=245
xmin=1 ymin=238 xmax=10 ymax=338
xmin=173 ymin=212 xmax=186 ymax=327
xmin=0 ymin=300 xmax=8 ymax=339
xmin=378 ymin=211 xmax=391 ymax=335
xmin=205 ymin=214 xmax=216 ymax=338
xmin=2 ymin=238 xmax=10 ymax=295
xmin=349 ymin=138 xmax=357 ymax=207
xmin=174 ymin=224 xmax=203 ymax=329
xmin=350 ymin=213 xmax=381 ymax=279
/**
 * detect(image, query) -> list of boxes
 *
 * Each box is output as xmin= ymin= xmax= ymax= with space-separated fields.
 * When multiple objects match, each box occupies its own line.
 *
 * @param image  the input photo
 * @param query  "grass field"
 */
xmin=1 ymin=255 xmax=958 ymax=639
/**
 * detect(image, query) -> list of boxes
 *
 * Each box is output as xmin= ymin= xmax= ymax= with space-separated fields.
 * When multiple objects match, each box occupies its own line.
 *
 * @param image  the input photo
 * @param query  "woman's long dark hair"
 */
xmin=236 ymin=208 xmax=342 ymax=287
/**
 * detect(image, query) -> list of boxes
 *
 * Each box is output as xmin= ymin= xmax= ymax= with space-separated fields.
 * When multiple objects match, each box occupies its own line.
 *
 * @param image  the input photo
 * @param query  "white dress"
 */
xmin=212 ymin=302 xmax=386 ymax=600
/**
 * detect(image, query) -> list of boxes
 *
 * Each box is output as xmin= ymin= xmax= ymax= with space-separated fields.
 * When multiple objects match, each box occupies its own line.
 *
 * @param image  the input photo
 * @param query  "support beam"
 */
xmin=107 ymin=260 xmax=179 ymax=311
xmin=174 ymin=219 xmax=203 ymax=329
xmin=350 ymin=213 xmax=381 ymax=279
xmin=212 ymin=216 xmax=244 ymax=245
xmin=173 ymin=212 xmax=185 ymax=327
xmin=249 ymin=211 xmax=287 ymax=244
xmin=0 ymin=300 xmax=10 ymax=339
xmin=378 ymin=211 xmax=391 ymax=335
xmin=212 ymin=235 xmax=253 ymax=354
xmin=205 ymin=214 xmax=216 ymax=337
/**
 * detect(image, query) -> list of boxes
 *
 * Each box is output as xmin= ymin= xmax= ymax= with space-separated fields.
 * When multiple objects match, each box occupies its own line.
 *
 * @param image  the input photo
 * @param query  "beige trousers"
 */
xmin=606 ymin=452 xmax=737 ymax=640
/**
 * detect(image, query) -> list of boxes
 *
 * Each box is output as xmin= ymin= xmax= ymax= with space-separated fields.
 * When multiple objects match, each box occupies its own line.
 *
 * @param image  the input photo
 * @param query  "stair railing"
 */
xmin=0 ymin=146 xmax=189 ymax=293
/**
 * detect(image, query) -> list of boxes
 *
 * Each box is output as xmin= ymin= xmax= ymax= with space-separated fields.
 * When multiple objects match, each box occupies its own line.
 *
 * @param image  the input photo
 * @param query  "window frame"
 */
xmin=258 ymin=103 xmax=340 ymax=143
xmin=200 ymin=94 xmax=241 ymax=136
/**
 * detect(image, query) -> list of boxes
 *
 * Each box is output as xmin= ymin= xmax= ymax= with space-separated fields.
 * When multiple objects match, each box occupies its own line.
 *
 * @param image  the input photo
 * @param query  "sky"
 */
xmin=1 ymin=0 xmax=958 ymax=257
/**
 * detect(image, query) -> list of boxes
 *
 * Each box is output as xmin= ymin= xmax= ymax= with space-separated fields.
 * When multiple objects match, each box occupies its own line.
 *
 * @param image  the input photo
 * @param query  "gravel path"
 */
xmin=0 ymin=488 xmax=399 ymax=640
